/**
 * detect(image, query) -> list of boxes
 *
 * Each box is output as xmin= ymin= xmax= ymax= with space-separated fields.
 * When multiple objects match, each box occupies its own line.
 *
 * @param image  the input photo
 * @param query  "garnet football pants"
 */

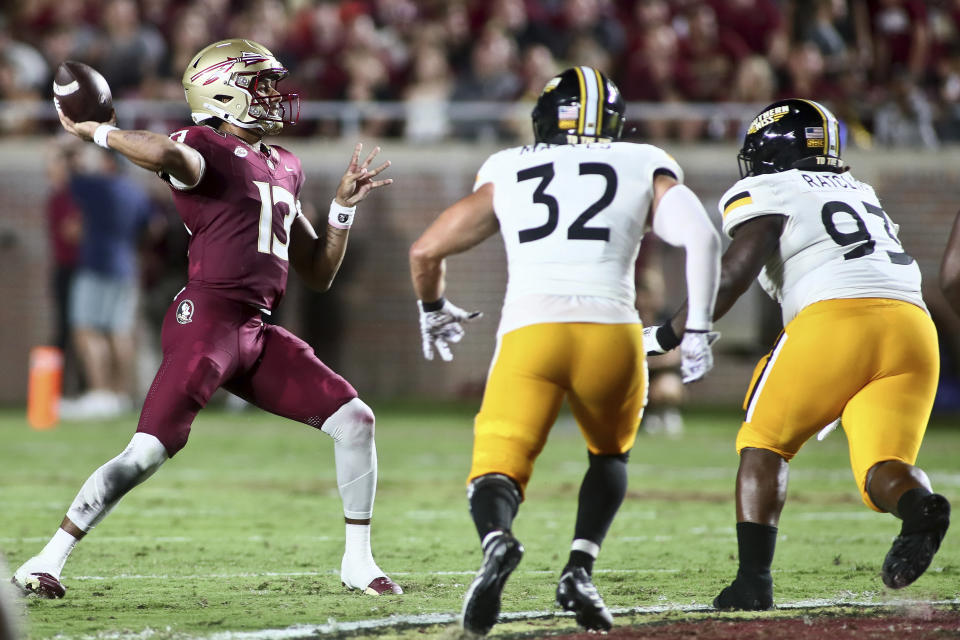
xmin=137 ymin=287 xmax=357 ymax=455
xmin=469 ymin=322 xmax=646 ymax=495
xmin=737 ymin=298 xmax=939 ymax=511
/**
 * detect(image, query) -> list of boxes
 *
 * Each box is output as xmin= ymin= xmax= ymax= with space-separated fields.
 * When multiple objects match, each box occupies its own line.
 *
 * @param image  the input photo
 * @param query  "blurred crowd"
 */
xmin=2 ymin=0 xmax=960 ymax=146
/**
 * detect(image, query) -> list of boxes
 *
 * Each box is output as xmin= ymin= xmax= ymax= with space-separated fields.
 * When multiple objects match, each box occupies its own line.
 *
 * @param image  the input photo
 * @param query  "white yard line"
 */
xmin=64 ymin=598 xmax=960 ymax=640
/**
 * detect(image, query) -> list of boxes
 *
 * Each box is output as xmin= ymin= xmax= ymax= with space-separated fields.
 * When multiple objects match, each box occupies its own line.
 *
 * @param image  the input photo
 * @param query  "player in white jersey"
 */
xmin=648 ymin=98 xmax=950 ymax=610
xmin=409 ymin=67 xmax=721 ymax=635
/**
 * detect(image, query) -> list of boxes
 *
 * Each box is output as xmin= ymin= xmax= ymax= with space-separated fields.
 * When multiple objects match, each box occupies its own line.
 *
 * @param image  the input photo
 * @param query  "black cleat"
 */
xmin=461 ymin=531 xmax=524 ymax=636
xmin=556 ymin=567 xmax=613 ymax=631
xmin=882 ymin=493 xmax=950 ymax=589
xmin=713 ymin=571 xmax=773 ymax=611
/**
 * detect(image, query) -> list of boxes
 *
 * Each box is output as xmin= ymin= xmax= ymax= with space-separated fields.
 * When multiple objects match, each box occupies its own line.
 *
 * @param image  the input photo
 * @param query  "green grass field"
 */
xmin=1 ymin=403 xmax=958 ymax=639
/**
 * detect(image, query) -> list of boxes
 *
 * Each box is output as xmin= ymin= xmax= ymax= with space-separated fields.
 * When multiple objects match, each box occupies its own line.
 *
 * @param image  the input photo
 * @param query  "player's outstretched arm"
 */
xmin=409 ymin=183 xmax=499 ymax=303
xmin=940 ymin=209 xmax=960 ymax=315
xmin=55 ymin=108 xmax=202 ymax=187
xmin=289 ymin=143 xmax=392 ymax=291
xmin=408 ymin=184 xmax=496 ymax=361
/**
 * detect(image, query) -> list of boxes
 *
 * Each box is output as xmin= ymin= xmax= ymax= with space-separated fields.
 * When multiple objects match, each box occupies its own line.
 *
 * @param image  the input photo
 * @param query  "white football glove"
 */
xmin=680 ymin=330 xmax=720 ymax=383
xmin=642 ymin=324 xmax=680 ymax=356
xmin=417 ymin=298 xmax=482 ymax=362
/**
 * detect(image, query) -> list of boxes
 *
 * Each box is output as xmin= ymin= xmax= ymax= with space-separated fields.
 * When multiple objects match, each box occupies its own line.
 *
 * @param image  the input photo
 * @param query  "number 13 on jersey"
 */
xmin=253 ymin=180 xmax=298 ymax=261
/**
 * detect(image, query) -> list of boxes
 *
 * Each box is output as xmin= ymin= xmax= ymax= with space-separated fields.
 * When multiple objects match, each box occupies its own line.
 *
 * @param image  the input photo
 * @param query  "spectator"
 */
xmin=868 ymin=0 xmax=929 ymax=83
xmin=934 ymin=43 xmax=960 ymax=143
xmin=0 ymin=14 xmax=49 ymax=94
xmin=450 ymin=26 xmax=521 ymax=140
xmin=620 ymin=23 xmax=685 ymax=141
xmin=0 ymin=51 xmax=42 ymax=135
xmin=502 ymin=43 xmax=560 ymax=142
xmin=93 ymin=0 xmax=166 ymax=97
xmin=873 ymin=70 xmax=940 ymax=148
xmin=674 ymin=1 xmax=749 ymax=141
xmin=777 ymin=41 xmax=837 ymax=101
xmin=482 ymin=0 xmax=553 ymax=53
xmin=403 ymin=41 xmax=453 ymax=142
xmin=60 ymin=148 xmax=158 ymax=420
xmin=542 ymin=0 xmax=626 ymax=64
xmin=709 ymin=0 xmax=789 ymax=68
xmin=45 ymin=139 xmax=84 ymax=395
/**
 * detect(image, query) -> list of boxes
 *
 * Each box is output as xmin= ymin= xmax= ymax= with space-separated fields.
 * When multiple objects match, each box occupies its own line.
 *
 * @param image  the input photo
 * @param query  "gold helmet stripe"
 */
xmin=576 ymin=65 xmax=601 ymax=136
xmin=573 ymin=66 xmax=587 ymax=135
xmin=801 ymin=99 xmax=840 ymax=158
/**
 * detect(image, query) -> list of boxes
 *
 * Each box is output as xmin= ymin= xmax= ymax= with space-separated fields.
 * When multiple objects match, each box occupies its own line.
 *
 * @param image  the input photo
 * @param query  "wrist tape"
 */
xmin=328 ymin=199 xmax=356 ymax=229
xmin=93 ymin=124 xmax=119 ymax=149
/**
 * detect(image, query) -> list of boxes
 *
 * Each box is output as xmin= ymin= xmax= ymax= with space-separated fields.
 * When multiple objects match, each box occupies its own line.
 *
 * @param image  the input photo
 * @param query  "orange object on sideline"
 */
xmin=27 ymin=346 xmax=63 ymax=429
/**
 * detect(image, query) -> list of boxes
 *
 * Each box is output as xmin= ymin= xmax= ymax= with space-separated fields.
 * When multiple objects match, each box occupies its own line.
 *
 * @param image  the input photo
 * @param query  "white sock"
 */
xmin=344 ymin=523 xmax=374 ymax=562
xmin=340 ymin=523 xmax=384 ymax=587
xmin=36 ymin=528 xmax=78 ymax=577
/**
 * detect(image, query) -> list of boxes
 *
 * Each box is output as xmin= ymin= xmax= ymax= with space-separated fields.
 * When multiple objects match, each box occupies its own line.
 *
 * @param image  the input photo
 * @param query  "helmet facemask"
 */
xmin=233 ymin=69 xmax=300 ymax=135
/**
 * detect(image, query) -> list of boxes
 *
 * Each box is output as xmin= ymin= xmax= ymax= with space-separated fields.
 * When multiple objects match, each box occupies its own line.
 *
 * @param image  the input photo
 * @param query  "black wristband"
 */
xmin=656 ymin=323 xmax=681 ymax=350
xmin=420 ymin=297 xmax=445 ymax=312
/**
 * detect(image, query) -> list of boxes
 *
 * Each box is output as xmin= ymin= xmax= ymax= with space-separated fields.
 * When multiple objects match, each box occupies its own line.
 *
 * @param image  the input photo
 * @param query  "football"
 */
xmin=53 ymin=61 xmax=114 ymax=123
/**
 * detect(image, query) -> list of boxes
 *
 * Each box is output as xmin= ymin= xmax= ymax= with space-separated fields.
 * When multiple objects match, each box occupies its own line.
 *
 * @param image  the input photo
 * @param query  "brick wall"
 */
xmin=1 ymin=140 xmax=958 ymax=406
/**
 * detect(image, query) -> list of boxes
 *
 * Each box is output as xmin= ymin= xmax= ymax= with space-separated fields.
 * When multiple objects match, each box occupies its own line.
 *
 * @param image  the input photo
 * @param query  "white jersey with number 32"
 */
xmin=475 ymin=141 xmax=682 ymax=334
xmin=719 ymin=169 xmax=926 ymax=324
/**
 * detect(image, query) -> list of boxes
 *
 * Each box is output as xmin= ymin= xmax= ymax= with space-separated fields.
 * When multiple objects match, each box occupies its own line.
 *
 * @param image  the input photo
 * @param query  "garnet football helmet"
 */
xmin=737 ymin=98 xmax=846 ymax=178
xmin=531 ymin=66 xmax=625 ymax=144
xmin=182 ymin=39 xmax=299 ymax=135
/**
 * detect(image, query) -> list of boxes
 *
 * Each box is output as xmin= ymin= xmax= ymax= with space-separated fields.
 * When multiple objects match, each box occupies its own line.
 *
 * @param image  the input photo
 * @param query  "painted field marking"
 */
xmin=82 ymin=598 xmax=957 ymax=640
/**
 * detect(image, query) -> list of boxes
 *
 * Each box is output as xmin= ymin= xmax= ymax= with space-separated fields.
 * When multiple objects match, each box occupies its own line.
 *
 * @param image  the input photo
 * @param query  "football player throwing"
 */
xmin=14 ymin=39 xmax=401 ymax=598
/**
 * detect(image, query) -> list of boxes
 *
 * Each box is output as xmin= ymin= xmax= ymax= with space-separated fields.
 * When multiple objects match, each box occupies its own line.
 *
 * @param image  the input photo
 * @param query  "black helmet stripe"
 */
xmin=591 ymin=67 xmax=605 ymax=137
xmin=800 ymin=99 xmax=839 ymax=159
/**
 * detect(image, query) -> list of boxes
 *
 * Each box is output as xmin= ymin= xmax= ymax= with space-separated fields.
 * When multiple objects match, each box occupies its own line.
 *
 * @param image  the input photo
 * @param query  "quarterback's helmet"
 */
xmin=182 ymin=39 xmax=299 ymax=135
xmin=737 ymin=98 xmax=846 ymax=178
xmin=531 ymin=66 xmax=625 ymax=144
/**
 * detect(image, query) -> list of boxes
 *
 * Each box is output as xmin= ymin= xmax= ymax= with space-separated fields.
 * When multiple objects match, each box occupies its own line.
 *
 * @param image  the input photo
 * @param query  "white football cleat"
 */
xmin=340 ymin=554 xmax=402 ymax=595
xmin=12 ymin=558 xmax=66 ymax=599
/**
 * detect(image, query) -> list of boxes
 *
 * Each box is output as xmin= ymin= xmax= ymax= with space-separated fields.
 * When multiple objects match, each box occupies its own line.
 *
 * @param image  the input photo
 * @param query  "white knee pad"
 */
xmin=322 ymin=398 xmax=375 ymax=447
xmin=66 ymin=432 xmax=168 ymax=532
xmin=322 ymin=398 xmax=377 ymax=520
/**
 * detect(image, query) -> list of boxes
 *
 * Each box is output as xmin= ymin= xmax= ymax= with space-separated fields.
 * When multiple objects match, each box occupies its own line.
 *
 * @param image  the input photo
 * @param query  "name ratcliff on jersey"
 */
xmin=719 ymin=169 xmax=926 ymax=324
xmin=474 ymin=141 xmax=683 ymax=333
xmin=162 ymin=125 xmax=304 ymax=311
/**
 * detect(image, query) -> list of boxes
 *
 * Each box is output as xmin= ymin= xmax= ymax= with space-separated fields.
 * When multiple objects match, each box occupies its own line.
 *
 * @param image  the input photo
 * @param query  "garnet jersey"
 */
xmin=473 ymin=141 xmax=683 ymax=334
xmin=719 ymin=169 xmax=926 ymax=325
xmin=162 ymin=125 xmax=304 ymax=311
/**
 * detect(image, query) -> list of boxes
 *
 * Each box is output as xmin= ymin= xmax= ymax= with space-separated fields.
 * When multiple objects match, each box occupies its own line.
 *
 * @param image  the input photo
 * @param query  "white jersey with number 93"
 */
xmin=719 ymin=169 xmax=926 ymax=325
xmin=474 ymin=141 xmax=683 ymax=332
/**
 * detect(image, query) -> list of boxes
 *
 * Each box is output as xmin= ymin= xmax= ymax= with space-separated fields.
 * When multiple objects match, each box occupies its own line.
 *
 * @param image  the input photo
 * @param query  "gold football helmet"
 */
xmin=182 ymin=39 xmax=299 ymax=135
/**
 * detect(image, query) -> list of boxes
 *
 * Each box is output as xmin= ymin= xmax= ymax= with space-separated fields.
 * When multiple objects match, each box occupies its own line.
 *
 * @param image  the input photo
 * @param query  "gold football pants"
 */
xmin=469 ymin=322 xmax=647 ymax=495
xmin=737 ymin=298 xmax=939 ymax=511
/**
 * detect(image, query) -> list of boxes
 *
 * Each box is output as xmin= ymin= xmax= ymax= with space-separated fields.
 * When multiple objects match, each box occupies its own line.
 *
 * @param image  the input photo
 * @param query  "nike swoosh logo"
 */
xmin=285 ymin=166 xmax=295 ymax=172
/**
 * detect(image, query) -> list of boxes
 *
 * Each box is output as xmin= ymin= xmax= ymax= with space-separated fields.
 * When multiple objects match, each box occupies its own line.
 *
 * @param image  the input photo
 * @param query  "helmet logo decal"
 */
xmin=543 ymin=77 xmax=562 ymax=93
xmin=804 ymin=126 xmax=825 ymax=148
xmin=557 ymin=104 xmax=579 ymax=130
xmin=747 ymin=105 xmax=790 ymax=134
xmin=190 ymin=51 xmax=271 ymax=86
